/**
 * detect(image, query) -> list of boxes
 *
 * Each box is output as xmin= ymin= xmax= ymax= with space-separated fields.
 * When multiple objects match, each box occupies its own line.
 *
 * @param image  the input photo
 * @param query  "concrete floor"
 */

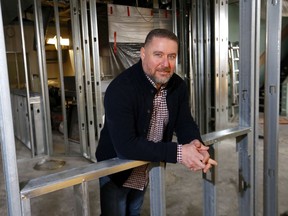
xmin=1 ymin=114 xmax=288 ymax=216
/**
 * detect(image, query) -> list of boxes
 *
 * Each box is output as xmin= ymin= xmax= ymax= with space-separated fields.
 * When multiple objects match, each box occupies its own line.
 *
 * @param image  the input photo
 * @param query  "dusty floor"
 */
xmin=1 ymin=114 xmax=288 ymax=216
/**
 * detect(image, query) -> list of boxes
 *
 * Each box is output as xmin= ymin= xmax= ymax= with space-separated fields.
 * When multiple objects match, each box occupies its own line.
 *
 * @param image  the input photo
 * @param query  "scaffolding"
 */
xmin=228 ymin=42 xmax=240 ymax=119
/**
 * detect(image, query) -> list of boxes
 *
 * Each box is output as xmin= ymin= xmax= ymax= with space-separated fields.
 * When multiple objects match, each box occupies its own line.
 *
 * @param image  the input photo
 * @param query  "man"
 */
xmin=96 ymin=28 xmax=217 ymax=216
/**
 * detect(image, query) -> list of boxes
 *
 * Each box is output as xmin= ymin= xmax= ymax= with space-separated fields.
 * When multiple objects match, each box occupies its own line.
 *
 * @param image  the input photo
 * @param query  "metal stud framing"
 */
xmin=0 ymin=2 xmax=22 ymax=215
xmin=214 ymin=0 xmax=229 ymax=130
xmin=70 ymin=0 xmax=104 ymax=161
xmin=203 ymin=0 xmax=212 ymax=133
xmin=53 ymin=0 xmax=69 ymax=154
xmin=33 ymin=0 xmax=53 ymax=155
xmin=70 ymin=0 xmax=89 ymax=157
xmin=238 ymin=0 xmax=259 ymax=215
xmin=89 ymin=0 xmax=104 ymax=143
xmin=149 ymin=162 xmax=166 ymax=216
xmin=264 ymin=0 xmax=282 ymax=215
xmin=17 ymin=0 xmax=35 ymax=157
xmin=79 ymin=0 xmax=97 ymax=160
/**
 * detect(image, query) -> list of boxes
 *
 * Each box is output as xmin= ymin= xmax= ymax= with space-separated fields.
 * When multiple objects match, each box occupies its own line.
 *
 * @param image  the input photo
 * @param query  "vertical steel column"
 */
xmin=17 ymin=0 xmax=35 ymax=157
xmin=203 ymin=2 xmax=215 ymax=213
xmin=178 ymin=0 xmax=187 ymax=78
xmin=80 ymin=0 xmax=96 ymax=160
xmin=217 ymin=0 xmax=229 ymax=129
xmin=70 ymin=0 xmax=88 ymax=156
xmin=189 ymin=0 xmax=197 ymax=118
xmin=203 ymin=0 xmax=212 ymax=133
xmin=253 ymin=1 xmax=261 ymax=214
xmin=213 ymin=0 xmax=220 ymax=131
xmin=203 ymin=147 xmax=216 ymax=216
xmin=238 ymin=0 xmax=259 ymax=215
xmin=33 ymin=0 xmax=53 ymax=155
xmin=213 ymin=0 xmax=229 ymax=130
xmin=263 ymin=0 xmax=282 ymax=215
xmin=189 ymin=0 xmax=200 ymax=123
xmin=21 ymin=198 xmax=31 ymax=216
xmin=149 ymin=162 xmax=166 ymax=216
xmin=172 ymin=0 xmax=178 ymax=37
xmin=196 ymin=0 xmax=206 ymax=133
xmin=74 ymin=182 xmax=90 ymax=216
xmin=53 ymin=0 xmax=69 ymax=154
xmin=190 ymin=0 xmax=212 ymax=133
xmin=89 ymin=0 xmax=104 ymax=152
xmin=203 ymin=0 xmax=229 ymax=215
xmin=0 ymin=2 xmax=22 ymax=215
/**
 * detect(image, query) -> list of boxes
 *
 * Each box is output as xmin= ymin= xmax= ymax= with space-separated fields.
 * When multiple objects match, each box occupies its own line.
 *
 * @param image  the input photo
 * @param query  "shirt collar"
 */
xmin=145 ymin=74 xmax=167 ymax=91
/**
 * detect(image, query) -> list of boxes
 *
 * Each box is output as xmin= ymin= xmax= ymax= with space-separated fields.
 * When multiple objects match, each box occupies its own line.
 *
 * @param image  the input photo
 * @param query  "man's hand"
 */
xmin=181 ymin=139 xmax=217 ymax=173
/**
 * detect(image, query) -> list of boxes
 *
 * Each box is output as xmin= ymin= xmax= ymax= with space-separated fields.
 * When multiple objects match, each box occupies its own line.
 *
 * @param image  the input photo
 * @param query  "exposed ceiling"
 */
xmin=1 ymin=0 xmax=288 ymax=26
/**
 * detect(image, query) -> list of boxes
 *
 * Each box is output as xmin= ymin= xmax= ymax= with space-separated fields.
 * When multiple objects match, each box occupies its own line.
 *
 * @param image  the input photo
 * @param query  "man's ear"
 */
xmin=140 ymin=47 xmax=145 ymax=60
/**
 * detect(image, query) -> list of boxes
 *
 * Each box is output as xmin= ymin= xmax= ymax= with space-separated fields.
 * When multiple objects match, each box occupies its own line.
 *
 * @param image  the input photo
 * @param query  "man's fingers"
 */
xmin=193 ymin=141 xmax=209 ymax=151
xmin=207 ymin=158 xmax=218 ymax=166
xmin=192 ymin=140 xmax=202 ymax=148
xmin=203 ymin=163 xmax=212 ymax=173
xmin=186 ymin=158 xmax=217 ymax=172
xmin=197 ymin=145 xmax=209 ymax=151
xmin=194 ymin=159 xmax=206 ymax=169
xmin=202 ymin=158 xmax=217 ymax=173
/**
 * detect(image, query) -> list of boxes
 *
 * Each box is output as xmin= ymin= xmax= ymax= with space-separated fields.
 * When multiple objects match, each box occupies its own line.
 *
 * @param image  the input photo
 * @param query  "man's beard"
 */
xmin=154 ymin=67 xmax=173 ymax=85
xmin=154 ymin=75 xmax=171 ymax=85
xmin=144 ymin=65 xmax=173 ymax=85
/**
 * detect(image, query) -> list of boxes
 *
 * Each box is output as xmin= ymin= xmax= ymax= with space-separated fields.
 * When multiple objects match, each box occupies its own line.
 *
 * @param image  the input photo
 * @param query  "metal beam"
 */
xmin=238 ymin=0 xmax=258 ymax=215
xmin=0 ymin=1 xmax=22 ymax=215
xmin=17 ymin=0 xmax=35 ymax=157
xmin=53 ymin=0 xmax=69 ymax=154
xmin=149 ymin=162 xmax=166 ymax=216
xmin=70 ymin=0 xmax=89 ymax=156
xmin=264 ymin=0 xmax=282 ymax=215
xmin=20 ymin=127 xmax=250 ymax=199
xmin=89 ymin=0 xmax=104 ymax=153
xmin=33 ymin=0 xmax=53 ymax=155
xmin=80 ymin=0 xmax=96 ymax=160
xmin=21 ymin=159 xmax=149 ymax=199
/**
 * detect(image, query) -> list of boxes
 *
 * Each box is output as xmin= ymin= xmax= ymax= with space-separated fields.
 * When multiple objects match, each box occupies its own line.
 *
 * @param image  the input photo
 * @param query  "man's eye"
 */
xmin=154 ymin=53 xmax=163 ymax=57
xmin=168 ymin=55 xmax=176 ymax=60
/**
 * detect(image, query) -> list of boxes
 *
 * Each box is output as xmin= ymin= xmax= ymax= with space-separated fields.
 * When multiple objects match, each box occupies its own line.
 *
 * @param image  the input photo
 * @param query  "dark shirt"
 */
xmin=96 ymin=60 xmax=202 ymax=186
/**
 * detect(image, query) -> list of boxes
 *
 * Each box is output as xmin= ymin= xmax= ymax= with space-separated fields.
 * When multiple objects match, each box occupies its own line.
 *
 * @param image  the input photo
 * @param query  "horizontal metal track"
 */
xmin=202 ymin=126 xmax=251 ymax=146
xmin=20 ymin=126 xmax=250 ymax=199
xmin=21 ymin=159 xmax=149 ymax=199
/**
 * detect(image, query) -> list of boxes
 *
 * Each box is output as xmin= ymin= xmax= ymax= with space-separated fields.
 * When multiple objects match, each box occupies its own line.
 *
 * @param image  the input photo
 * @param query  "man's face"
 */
xmin=140 ymin=37 xmax=178 ymax=88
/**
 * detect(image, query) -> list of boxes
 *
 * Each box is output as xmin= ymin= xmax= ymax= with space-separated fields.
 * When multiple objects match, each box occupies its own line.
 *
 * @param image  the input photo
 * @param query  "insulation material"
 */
xmin=108 ymin=43 xmax=142 ymax=74
xmin=107 ymin=4 xmax=173 ymax=43
xmin=103 ymin=4 xmax=173 ymax=78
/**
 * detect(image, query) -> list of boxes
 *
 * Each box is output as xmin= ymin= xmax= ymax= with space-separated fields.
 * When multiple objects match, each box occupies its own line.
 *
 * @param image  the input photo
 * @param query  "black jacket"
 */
xmin=96 ymin=60 xmax=202 ymax=186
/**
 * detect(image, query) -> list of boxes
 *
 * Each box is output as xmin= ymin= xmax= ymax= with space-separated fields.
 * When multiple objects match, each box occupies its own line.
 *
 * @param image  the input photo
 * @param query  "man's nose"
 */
xmin=161 ymin=56 xmax=169 ymax=67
